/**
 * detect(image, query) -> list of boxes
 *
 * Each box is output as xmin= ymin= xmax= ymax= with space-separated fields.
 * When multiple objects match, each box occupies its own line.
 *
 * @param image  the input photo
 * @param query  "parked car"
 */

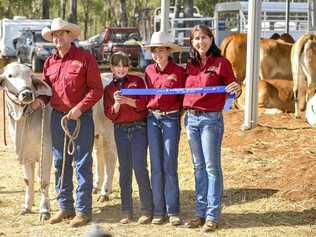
xmin=102 ymin=27 xmax=143 ymax=67
xmin=14 ymin=29 xmax=55 ymax=72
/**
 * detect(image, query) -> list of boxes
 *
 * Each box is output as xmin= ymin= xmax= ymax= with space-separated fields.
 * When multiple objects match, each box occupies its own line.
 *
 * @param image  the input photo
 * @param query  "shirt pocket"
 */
xmin=65 ymin=66 xmax=85 ymax=91
xmin=203 ymin=71 xmax=221 ymax=87
xmin=46 ymin=67 xmax=59 ymax=83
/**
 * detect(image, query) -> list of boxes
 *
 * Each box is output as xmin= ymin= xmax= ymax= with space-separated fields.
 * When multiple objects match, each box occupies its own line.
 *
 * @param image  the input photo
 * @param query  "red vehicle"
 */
xmin=102 ymin=27 xmax=142 ymax=67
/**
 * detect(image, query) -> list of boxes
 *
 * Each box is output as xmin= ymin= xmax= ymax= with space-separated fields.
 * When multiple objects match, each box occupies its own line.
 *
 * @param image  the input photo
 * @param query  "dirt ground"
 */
xmin=0 ymin=93 xmax=315 ymax=236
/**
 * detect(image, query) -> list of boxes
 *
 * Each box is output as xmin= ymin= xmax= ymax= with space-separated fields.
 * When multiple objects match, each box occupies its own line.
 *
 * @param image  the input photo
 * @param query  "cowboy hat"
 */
xmin=42 ymin=18 xmax=81 ymax=42
xmin=306 ymin=94 xmax=316 ymax=126
xmin=143 ymin=31 xmax=182 ymax=53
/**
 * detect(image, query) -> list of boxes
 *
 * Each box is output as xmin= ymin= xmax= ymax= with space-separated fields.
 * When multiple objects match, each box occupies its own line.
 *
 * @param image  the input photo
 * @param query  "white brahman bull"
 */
xmin=0 ymin=62 xmax=52 ymax=220
xmin=291 ymin=33 xmax=316 ymax=118
xmin=92 ymin=73 xmax=117 ymax=202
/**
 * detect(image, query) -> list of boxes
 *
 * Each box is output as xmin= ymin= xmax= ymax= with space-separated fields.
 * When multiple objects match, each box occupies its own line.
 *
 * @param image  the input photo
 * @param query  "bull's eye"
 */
xmin=8 ymin=74 xmax=12 ymax=78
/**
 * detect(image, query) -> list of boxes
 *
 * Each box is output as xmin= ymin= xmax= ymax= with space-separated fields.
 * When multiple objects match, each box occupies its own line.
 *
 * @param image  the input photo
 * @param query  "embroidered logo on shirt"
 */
xmin=166 ymin=74 xmax=177 ymax=81
xmin=206 ymin=66 xmax=219 ymax=75
xmin=71 ymin=60 xmax=83 ymax=67
xmin=127 ymin=82 xmax=138 ymax=88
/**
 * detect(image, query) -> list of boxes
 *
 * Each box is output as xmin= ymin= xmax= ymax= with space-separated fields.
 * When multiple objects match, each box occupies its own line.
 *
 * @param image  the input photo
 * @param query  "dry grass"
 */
xmin=0 ymin=106 xmax=315 ymax=236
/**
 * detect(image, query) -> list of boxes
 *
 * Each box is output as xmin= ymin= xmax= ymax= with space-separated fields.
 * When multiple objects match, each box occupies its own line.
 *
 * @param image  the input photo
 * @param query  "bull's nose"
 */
xmin=20 ymin=91 xmax=33 ymax=101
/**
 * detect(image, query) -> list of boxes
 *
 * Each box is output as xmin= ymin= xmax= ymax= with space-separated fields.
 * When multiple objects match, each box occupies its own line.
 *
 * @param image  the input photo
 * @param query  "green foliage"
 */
xmin=0 ymin=0 xmax=219 ymax=39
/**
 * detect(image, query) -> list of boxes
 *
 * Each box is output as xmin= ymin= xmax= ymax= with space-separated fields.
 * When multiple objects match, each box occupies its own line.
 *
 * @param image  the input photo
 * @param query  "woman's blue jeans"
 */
xmin=114 ymin=121 xmax=153 ymax=216
xmin=147 ymin=111 xmax=180 ymax=217
xmin=185 ymin=111 xmax=224 ymax=223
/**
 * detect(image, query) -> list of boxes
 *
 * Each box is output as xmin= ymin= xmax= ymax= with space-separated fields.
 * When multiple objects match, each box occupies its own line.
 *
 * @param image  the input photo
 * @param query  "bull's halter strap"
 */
xmin=121 ymin=86 xmax=235 ymax=111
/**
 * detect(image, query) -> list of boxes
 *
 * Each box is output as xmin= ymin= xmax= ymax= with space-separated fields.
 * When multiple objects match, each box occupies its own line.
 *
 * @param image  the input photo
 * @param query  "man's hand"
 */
xmin=31 ymin=98 xmax=44 ymax=111
xmin=67 ymin=107 xmax=82 ymax=120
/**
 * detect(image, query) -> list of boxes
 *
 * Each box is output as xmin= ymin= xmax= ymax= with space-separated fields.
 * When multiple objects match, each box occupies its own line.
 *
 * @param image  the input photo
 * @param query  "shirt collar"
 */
xmin=53 ymin=43 xmax=76 ymax=59
xmin=113 ymin=75 xmax=128 ymax=88
xmin=154 ymin=58 xmax=174 ymax=74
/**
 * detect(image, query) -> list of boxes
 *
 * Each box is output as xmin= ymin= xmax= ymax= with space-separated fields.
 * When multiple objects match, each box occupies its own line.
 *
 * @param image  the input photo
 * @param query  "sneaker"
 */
xmin=169 ymin=216 xmax=181 ymax=226
xmin=69 ymin=213 xmax=90 ymax=228
xmin=151 ymin=216 xmax=165 ymax=225
xmin=137 ymin=215 xmax=152 ymax=224
xmin=202 ymin=220 xmax=218 ymax=232
xmin=184 ymin=217 xmax=205 ymax=228
xmin=49 ymin=210 xmax=75 ymax=224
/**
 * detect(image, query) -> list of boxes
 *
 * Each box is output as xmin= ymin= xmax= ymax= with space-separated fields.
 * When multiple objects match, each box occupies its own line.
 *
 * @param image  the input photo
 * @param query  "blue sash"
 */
xmin=121 ymin=86 xmax=234 ymax=111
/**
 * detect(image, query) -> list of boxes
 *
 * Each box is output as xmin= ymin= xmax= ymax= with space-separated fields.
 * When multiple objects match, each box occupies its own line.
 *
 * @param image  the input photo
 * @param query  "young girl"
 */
xmin=103 ymin=51 xmax=153 ymax=225
xmin=143 ymin=31 xmax=185 ymax=226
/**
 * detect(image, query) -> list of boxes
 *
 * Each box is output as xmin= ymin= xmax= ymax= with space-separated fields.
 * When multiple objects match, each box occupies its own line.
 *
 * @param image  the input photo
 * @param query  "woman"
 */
xmin=143 ymin=31 xmax=185 ymax=226
xmin=183 ymin=25 xmax=241 ymax=232
xmin=104 ymin=51 xmax=153 ymax=225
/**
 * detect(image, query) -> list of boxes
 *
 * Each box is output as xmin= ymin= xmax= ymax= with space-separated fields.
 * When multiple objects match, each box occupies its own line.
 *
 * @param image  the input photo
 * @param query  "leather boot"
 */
xmin=69 ymin=213 xmax=90 ymax=228
xmin=49 ymin=210 xmax=75 ymax=224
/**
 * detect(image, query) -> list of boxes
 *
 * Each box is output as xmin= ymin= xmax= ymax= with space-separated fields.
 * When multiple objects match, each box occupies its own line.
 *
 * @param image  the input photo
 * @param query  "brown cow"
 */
xmin=220 ymin=33 xmax=247 ymax=83
xmin=260 ymin=38 xmax=293 ymax=80
xmin=236 ymin=79 xmax=294 ymax=113
xmin=291 ymin=33 xmax=316 ymax=118
xmin=220 ymin=33 xmax=293 ymax=82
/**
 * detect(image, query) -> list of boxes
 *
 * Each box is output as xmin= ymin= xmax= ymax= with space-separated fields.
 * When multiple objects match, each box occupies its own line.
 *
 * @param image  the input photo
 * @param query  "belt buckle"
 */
xmin=188 ymin=109 xmax=201 ymax=116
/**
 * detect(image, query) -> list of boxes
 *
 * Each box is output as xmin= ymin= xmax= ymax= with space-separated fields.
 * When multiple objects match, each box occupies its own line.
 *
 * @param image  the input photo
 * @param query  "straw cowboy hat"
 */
xmin=306 ymin=94 xmax=316 ymax=126
xmin=143 ymin=31 xmax=182 ymax=53
xmin=42 ymin=18 xmax=81 ymax=42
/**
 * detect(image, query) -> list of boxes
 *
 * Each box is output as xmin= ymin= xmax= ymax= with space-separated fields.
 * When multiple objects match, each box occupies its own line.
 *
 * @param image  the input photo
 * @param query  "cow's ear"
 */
xmin=31 ymin=76 xmax=52 ymax=96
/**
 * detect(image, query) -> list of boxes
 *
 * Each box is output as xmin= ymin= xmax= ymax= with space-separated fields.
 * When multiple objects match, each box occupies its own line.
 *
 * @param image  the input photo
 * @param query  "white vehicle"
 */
xmin=213 ymin=1 xmax=310 ymax=44
xmin=153 ymin=6 xmax=214 ymax=64
xmin=0 ymin=16 xmax=52 ymax=59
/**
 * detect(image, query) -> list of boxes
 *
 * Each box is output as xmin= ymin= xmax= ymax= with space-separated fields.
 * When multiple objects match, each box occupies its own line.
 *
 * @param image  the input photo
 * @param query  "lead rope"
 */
xmin=2 ymin=91 xmax=7 ymax=146
xmin=57 ymin=115 xmax=81 ymax=199
xmin=39 ymin=106 xmax=46 ymax=193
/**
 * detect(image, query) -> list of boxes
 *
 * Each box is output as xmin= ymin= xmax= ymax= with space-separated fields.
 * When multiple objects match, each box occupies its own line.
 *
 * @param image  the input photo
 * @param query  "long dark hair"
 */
xmin=189 ymin=25 xmax=221 ymax=65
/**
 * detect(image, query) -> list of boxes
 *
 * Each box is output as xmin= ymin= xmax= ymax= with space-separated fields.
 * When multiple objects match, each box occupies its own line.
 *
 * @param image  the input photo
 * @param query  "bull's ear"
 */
xmin=0 ymin=72 xmax=5 ymax=89
xmin=31 ymin=76 xmax=52 ymax=96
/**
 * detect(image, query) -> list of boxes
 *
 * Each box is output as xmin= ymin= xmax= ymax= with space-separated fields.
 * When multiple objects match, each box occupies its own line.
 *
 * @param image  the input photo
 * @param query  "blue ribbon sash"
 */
xmin=121 ymin=86 xmax=234 ymax=111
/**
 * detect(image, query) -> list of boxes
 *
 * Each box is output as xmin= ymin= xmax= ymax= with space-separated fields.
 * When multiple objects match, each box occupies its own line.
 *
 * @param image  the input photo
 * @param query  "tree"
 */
xmin=42 ymin=0 xmax=49 ymax=19
xmin=68 ymin=0 xmax=78 ymax=24
xmin=80 ymin=0 xmax=91 ymax=39
xmin=60 ymin=0 xmax=66 ymax=19
xmin=119 ymin=0 xmax=128 ymax=27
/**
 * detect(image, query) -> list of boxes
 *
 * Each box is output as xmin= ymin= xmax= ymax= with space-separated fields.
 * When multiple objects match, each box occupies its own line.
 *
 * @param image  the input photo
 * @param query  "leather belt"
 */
xmin=186 ymin=109 xmax=209 ymax=116
xmin=149 ymin=109 xmax=179 ymax=116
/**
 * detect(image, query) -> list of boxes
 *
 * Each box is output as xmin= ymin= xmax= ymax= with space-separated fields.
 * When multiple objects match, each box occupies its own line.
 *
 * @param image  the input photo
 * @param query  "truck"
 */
xmin=0 ymin=17 xmax=52 ymax=61
xmin=14 ymin=29 xmax=55 ymax=72
xmin=102 ymin=27 xmax=142 ymax=67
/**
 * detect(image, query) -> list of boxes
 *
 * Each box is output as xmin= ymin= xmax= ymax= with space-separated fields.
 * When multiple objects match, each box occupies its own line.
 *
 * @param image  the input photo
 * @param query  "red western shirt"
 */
xmin=183 ymin=55 xmax=236 ymax=111
xmin=104 ymin=74 xmax=148 ymax=123
xmin=43 ymin=44 xmax=103 ymax=112
xmin=145 ymin=60 xmax=185 ymax=111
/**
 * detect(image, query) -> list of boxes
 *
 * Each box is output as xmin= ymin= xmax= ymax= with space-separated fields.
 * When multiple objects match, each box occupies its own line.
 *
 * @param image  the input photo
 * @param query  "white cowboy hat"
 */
xmin=42 ymin=18 xmax=81 ymax=42
xmin=306 ymin=94 xmax=316 ymax=126
xmin=143 ymin=31 xmax=182 ymax=53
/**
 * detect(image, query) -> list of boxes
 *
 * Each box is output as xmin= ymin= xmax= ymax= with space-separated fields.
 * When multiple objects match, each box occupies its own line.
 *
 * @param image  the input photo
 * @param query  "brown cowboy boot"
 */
xmin=69 ymin=213 xmax=90 ymax=228
xmin=49 ymin=210 xmax=75 ymax=224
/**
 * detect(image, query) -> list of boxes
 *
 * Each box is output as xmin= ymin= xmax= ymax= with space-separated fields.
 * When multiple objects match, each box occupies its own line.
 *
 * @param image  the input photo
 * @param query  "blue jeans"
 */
xmin=147 ymin=111 xmax=180 ymax=216
xmin=184 ymin=111 xmax=224 ymax=223
xmin=114 ymin=121 xmax=153 ymax=216
xmin=51 ymin=109 xmax=94 ymax=217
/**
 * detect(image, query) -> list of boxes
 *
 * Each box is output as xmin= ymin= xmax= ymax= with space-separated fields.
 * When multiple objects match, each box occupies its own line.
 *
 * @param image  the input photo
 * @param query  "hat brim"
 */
xmin=143 ymin=43 xmax=183 ymax=53
xmin=42 ymin=24 xmax=81 ymax=42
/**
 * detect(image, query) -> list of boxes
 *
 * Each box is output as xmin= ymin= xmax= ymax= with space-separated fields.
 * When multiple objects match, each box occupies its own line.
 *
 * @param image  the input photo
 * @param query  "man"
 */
xmin=32 ymin=18 xmax=103 ymax=227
